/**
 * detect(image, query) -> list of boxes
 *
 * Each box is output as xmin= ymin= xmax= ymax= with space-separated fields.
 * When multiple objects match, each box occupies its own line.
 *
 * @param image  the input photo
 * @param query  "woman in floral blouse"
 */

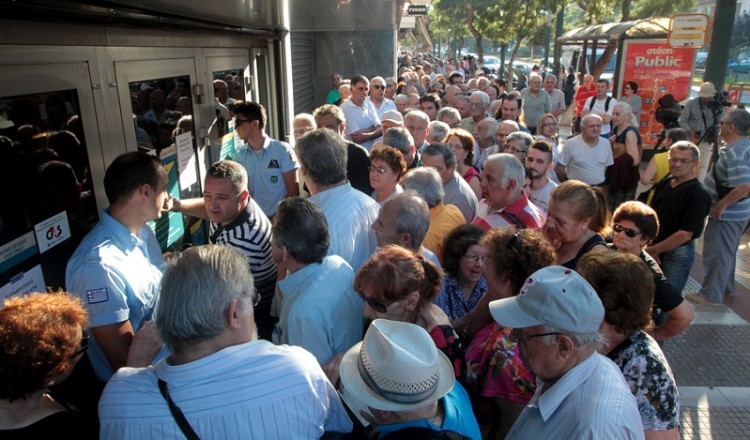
xmin=578 ymin=251 xmax=680 ymax=440
xmin=438 ymin=224 xmax=487 ymax=321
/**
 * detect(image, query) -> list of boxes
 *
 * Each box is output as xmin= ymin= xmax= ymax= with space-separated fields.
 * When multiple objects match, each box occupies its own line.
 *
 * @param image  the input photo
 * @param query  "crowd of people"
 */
xmin=2 ymin=50 xmax=750 ymax=440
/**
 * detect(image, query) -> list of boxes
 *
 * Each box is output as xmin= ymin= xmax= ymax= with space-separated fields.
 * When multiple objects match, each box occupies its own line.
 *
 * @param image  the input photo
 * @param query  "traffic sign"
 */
xmin=669 ymin=14 xmax=709 ymax=48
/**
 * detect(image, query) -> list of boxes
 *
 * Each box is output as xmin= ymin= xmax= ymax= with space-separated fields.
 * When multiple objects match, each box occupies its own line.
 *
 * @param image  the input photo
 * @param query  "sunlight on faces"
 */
xmin=446 ymin=135 xmax=467 ymax=165
xmin=369 ymin=159 xmax=399 ymax=194
xmin=525 ymin=147 xmax=551 ymax=179
xmin=459 ymin=244 xmax=486 ymax=286
xmin=422 ymin=153 xmax=453 ymax=184
xmin=543 ymin=198 xmax=590 ymax=246
xmin=203 ymin=176 xmax=246 ymax=224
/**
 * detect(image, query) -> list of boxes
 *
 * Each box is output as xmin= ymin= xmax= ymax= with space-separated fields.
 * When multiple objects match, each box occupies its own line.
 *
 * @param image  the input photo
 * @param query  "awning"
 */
xmin=557 ymin=17 xmax=671 ymax=44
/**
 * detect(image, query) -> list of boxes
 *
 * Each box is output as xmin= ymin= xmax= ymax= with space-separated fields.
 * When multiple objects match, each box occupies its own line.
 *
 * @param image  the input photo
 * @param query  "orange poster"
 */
xmin=620 ymin=40 xmax=695 ymax=147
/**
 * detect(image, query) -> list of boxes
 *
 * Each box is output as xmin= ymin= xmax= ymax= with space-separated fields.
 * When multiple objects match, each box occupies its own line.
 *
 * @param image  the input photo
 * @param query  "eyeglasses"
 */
xmin=361 ymin=294 xmax=396 ymax=313
xmin=613 ymin=223 xmax=642 ymax=238
xmin=369 ymin=165 xmax=391 ymax=175
xmin=506 ymin=231 xmax=522 ymax=258
xmin=463 ymin=253 xmax=486 ymax=263
xmin=509 ymin=329 xmax=564 ymax=344
xmin=667 ymin=157 xmax=694 ymax=165
xmin=371 ymin=84 xmax=386 ymax=90
xmin=294 ymin=127 xmax=314 ymax=135
xmin=234 ymin=118 xmax=253 ymax=126
xmin=542 ymin=122 xmax=557 ymax=127
xmin=70 ymin=331 xmax=89 ymax=358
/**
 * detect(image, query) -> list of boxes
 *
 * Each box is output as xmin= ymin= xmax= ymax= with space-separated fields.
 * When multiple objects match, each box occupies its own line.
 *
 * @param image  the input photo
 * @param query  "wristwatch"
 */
xmin=171 ymin=198 xmax=181 ymax=213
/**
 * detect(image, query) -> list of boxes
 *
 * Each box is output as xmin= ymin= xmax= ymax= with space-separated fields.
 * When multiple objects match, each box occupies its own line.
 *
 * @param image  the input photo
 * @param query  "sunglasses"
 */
xmin=70 ymin=331 xmax=89 ymax=358
xmin=613 ymin=223 xmax=641 ymax=238
xmin=371 ymin=84 xmax=386 ymax=90
xmin=234 ymin=118 xmax=253 ymax=126
xmin=369 ymin=165 xmax=391 ymax=175
xmin=361 ymin=294 xmax=395 ymax=314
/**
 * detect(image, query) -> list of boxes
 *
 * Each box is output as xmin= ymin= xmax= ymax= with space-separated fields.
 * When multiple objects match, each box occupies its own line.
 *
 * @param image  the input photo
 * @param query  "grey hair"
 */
xmin=537 ymin=324 xmax=606 ymax=351
xmin=428 ymin=121 xmax=450 ymax=142
xmin=506 ymin=131 xmax=534 ymax=150
xmin=727 ymin=108 xmax=750 ymax=136
xmin=670 ymin=141 xmax=701 ymax=161
xmin=613 ymin=102 xmax=637 ymax=126
xmin=293 ymin=112 xmax=316 ymax=127
xmin=157 ymin=245 xmax=255 ymax=353
xmin=437 ymin=107 xmax=460 ymax=122
xmin=207 ymin=160 xmax=248 ymax=195
xmin=480 ymin=117 xmax=498 ymax=137
xmin=383 ymin=191 xmax=431 ymax=249
xmin=403 ymin=167 xmax=445 ymax=208
xmin=545 ymin=74 xmax=557 ymax=83
xmin=457 ymin=95 xmax=471 ymax=105
xmin=313 ymin=104 xmax=345 ymax=126
xmin=394 ymin=94 xmax=409 ymax=105
xmin=499 ymin=120 xmax=520 ymax=132
xmin=405 ymin=109 xmax=430 ymax=125
xmin=486 ymin=153 xmax=525 ymax=188
xmin=273 ymin=197 xmax=329 ymax=264
xmin=470 ymin=90 xmax=490 ymax=105
xmin=422 ymin=142 xmax=457 ymax=169
xmin=382 ymin=127 xmax=414 ymax=156
xmin=296 ymin=128 xmax=348 ymax=185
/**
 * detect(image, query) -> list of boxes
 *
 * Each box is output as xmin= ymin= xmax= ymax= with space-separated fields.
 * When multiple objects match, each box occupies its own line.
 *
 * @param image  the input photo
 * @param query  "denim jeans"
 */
xmin=659 ymin=240 xmax=695 ymax=295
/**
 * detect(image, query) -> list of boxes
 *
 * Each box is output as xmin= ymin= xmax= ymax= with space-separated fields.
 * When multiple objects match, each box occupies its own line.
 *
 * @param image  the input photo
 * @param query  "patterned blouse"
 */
xmin=439 ymin=275 xmax=488 ymax=321
xmin=606 ymin=331 xmax=680 ymax=431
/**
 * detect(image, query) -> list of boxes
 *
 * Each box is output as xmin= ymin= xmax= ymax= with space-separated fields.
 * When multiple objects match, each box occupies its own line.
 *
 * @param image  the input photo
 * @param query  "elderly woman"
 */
xmin=578 ymin=251 xmax=680 ymax=440
xmin=446 ymin=128 xmax=482 ymax=200
xmin=0 ymin=292 xmax=97 ymax=437
xmin=462 ymin=228 xmax=556 ymax=439
xmin=369 ymin=145 xmax=407 ymax=206
xmin=607 ymin=101 xmax=642 ymax=211
xmin=438 ymin=224 xmax=487 ymax=321
xmin=355 ymin=245 xmax=464 ymax=380
xmin=543 ymin=180 xmax=610 ymax=269
xmin=611 ymin=201 xmax=695 ymax=340
xmin=503 ymin=131 xmax=534 ymax=162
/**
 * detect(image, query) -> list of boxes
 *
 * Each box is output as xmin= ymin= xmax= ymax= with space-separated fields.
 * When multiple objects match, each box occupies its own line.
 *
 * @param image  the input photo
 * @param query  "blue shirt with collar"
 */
xmin=65 ymin=209 xmax=165 ymax=381
xmin=232 ymin=135 xmax=299 ymax=217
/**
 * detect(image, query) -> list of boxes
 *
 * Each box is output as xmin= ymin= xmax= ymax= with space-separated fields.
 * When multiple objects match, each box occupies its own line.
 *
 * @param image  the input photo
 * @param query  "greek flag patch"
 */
xmin=86 ymin=287 xmax=109 ymax=304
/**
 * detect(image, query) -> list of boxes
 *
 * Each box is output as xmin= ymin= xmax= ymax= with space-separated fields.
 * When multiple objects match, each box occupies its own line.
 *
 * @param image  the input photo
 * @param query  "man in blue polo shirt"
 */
xmin=231 ymin=101 xmax=299 ymax=218
xmin=66 ymin=152 xmax=169 ymax=381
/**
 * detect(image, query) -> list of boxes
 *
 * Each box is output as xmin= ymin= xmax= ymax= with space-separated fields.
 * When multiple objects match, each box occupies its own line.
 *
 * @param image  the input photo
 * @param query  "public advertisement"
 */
xmin=620 ymin=40 xmax=695 ymax=146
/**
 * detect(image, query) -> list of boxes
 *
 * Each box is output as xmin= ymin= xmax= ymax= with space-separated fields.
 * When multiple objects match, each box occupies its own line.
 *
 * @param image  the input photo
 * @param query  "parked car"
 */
xmin=728 ymin=59 xmax=750 ymax=74
xmin=481 ymin=56 xmax=501 ymax=74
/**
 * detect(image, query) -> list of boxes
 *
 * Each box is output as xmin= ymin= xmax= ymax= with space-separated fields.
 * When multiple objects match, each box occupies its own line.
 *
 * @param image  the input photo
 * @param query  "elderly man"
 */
xmin=582 ymin=79 xmax=617 ymax=138
xmin=679 ymin=82 xmax=724 ymax=181
xmin=473 ymin=153 xmax=545 ymax=231
xmin=66 ymin=152 xmax=169 ymax=382
xmin=459 ymin=91 xmax=490 ymax=134
xmin=405 ymin=109 xmax=431 ymax=152
xmin=646 ymin=141 xmax=711 ymax=295
xmin=381 ymin=109 xmax=404 ymax=135
xmin=394 ymin=94 xmax=410 ymax=113
xmin=692 ymin=109 xmax=750 ymax=305
xmin=520 ymin=74 xmax=551 ymax=135
xmin=372 ymin=191 xmax=442 ymax=268
xmin=437 ymin=107 xmax=461 ymax=129
xmin=444 ymin=84 xmax=461 ymax=108
xmin=174 ymin=160 xmax=278 ymax=340
xmin=490 ymin=266 xmax=644 ymax=439
xmin=422 ymin=142 xmax=479 ymax=223
xmin=525 ymin=140 xmax=558 ymax=215
xmin=298 ymin=128 xmax=380 ymax=271
xmin=555 ymin=114 xmax=614 ymax=186
xmin=341 ymin=75 xmax=382 ymax=150
xmin=313 ymin=104 xmax=373 ymax=194
xmin=403 ymin=167 xmax=465 ymax=260
xmin=427 ymin=120 xmax=450 ymax=143
xmin=474 ymin=117 xmax=499 ymax=170
xmin=99 ymin=245 xmax=353 ymax=438
xmin=369 ymin=76 xmax=397 ymax=119
xmin=271 ymin=197 xmax=363 ymax=365
xmin=456 ymin=95 xmax=472 ymax=120
xmin=231 ymin=101 xmax=299 ymax=217
xmin=544 ymin=74 xmax=567 ymax=119
xmin=293 ymin=113 xmax=316 ymax=141
xmin=383 ymin=126 xmax=421 ymax=171
xmin=504 ymin=131 xmax=535 ymax=163
xmin=339 ymin=319 xmax=480 ymax=439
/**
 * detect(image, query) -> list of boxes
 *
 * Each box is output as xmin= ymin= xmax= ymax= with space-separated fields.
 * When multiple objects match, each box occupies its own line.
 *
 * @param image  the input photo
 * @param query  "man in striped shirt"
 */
xmin=173 ymin=160 xmax=277 ymax=340
xmin=99 ymin=245 xmax=353 ymax=439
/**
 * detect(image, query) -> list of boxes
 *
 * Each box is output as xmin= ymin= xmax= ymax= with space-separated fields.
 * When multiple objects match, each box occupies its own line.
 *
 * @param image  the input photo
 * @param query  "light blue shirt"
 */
xmin=65 ymin=209 xmax=165 ymax=381
xmin=507 ymin=352 xmax=644 ymax=440
xmin=375 ymin=382 xmax=481 ymax=440
xmin=99 ymin=340 xmax=353 ymax=439
xmin=232 ymin=135 xmax=299 ymax=217
xmin=309 ymin=183 xmax=380 ymax=271
xmin=704 ymin=137 xmax=750 ymax=221
xmin=273 ymin=255 xmax=364 ymax=365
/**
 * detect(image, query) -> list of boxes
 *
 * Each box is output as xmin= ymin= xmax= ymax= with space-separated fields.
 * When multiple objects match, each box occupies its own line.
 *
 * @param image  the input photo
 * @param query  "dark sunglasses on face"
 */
xmin=361 ymin=293 xmax=395 ymax=313
xmin=70 ymin=331 xmax=89 ymax=358
xmin=371 ymin=84 xmax=386 ymax=90
xmin=613 ymin=223 xmax=641 ymax=238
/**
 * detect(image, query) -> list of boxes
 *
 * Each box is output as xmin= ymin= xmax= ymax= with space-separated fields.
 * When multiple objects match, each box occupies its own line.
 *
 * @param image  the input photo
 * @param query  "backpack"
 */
xmin=588 ymin=96 xmax=613 ymax=112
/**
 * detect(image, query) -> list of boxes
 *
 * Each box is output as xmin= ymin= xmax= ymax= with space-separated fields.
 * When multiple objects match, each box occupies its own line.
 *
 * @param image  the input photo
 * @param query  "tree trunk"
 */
xmin=507 ymin=40 xmax=523 ymax=87
xmin=466 ymin=8 xmax=484 ymax=62
xmin=590 ymin=41 xmax=617 ymax=79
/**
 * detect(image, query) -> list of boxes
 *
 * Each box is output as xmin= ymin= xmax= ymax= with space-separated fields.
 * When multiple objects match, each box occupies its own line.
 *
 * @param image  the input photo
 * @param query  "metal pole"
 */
xmin=704 ymin=0 xmax=735 ymax=90
xmin=553 ymin=6 xmax=565 ymax=75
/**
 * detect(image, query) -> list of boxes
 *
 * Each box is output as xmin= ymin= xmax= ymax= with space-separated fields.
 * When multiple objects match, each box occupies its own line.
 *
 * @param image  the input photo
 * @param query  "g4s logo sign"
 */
xmin=46 ymin=225 xmax=63 ymax=241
